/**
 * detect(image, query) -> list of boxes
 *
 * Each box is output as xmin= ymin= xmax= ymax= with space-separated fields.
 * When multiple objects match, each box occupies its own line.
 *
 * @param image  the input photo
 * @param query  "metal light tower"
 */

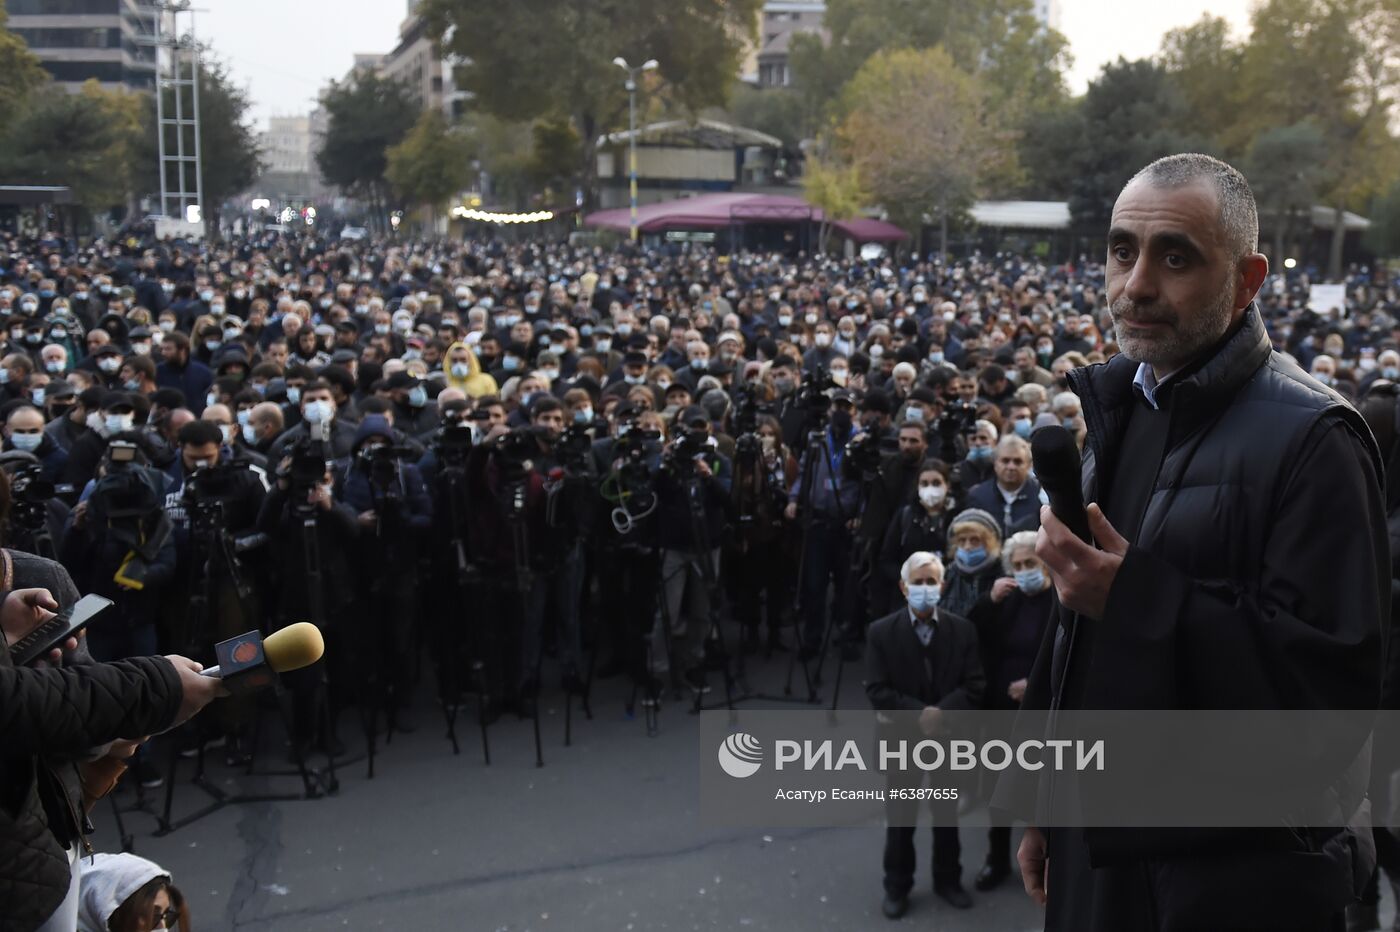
xmin=612 ymin=57 xmax=657 ymax=242
xmin=150 ymin=1 xmax=205 ymax=225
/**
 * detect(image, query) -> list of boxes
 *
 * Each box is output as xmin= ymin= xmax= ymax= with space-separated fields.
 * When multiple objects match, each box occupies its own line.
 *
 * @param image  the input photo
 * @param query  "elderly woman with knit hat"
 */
xmin=940 ymin=507 xmax=1004 ymax=620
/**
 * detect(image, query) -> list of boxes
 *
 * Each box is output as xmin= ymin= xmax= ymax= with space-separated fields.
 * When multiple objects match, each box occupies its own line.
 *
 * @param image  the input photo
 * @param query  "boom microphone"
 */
xmin=1030 ymin=425 xmax=1092 ymax=544
xmin=201 ymin=622 xmax=325 ymax=693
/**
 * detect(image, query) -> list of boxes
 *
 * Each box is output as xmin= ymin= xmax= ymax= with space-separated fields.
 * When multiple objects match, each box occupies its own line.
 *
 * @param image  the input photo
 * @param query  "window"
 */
xmin=14 ymin=27 xmax=120 ymax=49
xmin=43 ymin=60 xmax=125 ymax=82
xmin=10 ymin=0 xmax=116 ymax=13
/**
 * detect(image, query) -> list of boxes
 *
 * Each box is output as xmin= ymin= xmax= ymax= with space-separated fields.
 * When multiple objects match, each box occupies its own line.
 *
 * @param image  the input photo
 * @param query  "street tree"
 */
xmin=418 ymin=0 xmax=760 ymax=207
xmin=834 ymin=47 xmax=1016 ymax=257
xmin=317 ymin=71 xmax=419 ymax=231
xmin=1243 ymin=122 xmax=1329 ymax=266
xmin=802 ymin=155 xmax=865 ymax=254
xmin=386 ymin=110 xmax=475 ymax=228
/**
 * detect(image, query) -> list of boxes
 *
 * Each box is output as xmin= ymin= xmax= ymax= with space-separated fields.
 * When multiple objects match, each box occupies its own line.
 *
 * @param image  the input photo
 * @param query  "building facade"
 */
xmin=376 ymin=1 xmax=466 ymax=117
xmin=10 ymin=0 xmax=157 ymax=92
xmin=751 ymin=1 xmax=825 ymax=88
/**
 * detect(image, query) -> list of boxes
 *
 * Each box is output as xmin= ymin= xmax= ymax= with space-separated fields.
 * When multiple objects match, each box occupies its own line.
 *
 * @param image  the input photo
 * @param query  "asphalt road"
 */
xmin=90 ymin=650 xmax=1059 ymax=932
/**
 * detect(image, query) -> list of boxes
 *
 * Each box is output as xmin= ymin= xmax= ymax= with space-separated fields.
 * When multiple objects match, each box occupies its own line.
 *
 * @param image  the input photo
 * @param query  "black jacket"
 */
xmin=0 ymin=556 xmax=183 ymax=930
xmin=994 ymin=306 xmax=1387 ymax=927
xmin=863 ymin=607 xmax=984 ymax=712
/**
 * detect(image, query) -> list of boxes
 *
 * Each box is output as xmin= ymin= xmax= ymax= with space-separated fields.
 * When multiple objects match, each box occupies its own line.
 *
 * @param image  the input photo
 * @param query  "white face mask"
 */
xmin=918 ymin=485 xmax=946 ymax=508
xmin=105 ymin=413 xmax=133 ymax=436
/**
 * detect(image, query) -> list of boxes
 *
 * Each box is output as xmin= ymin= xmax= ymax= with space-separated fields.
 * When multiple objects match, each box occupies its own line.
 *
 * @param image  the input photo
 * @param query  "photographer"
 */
xmin=589 ymin=403 xmax=664 ymax=684
xmin=341 ymin=414 xmax=433 ymax=730
xmin=728 ymin=414 xmax=794 ymax=652
xmin=785 ymin=389 xmax=862 ymax=659
xmin=857 ymin=421 xmax=929 ymax=621
xmin=266 ymin=380 xmax=357 ymax=462
xmin=162 ymin=420 xmax=267 ymax=763
xmin=59 ymin=436 xmax=177 ymax=787
xmin=649 ymin=405 xmax=731 ymax=695
xmin=257 ymin=431 xmax=360 ymax=755
xmin=465 ymin=398 xmax=580 ymax=716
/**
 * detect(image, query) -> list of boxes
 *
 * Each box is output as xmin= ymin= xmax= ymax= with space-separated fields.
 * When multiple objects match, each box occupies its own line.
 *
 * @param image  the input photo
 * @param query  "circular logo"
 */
xmin=717 ymin=733 xmax=763 ymax=779
xmin=232 ymin=641 xmax=259 ymax=664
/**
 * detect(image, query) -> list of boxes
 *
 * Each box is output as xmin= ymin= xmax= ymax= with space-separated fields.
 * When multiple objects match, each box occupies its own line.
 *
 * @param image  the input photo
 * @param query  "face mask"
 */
xmin=918 ymin=485 xmax=946 ymax=508
xmin=97 ymin=357 xmax=121 ymax=373
xmin=928 ymin=351 xmax=945 ymax=366
xmin=1359 ymin=358 xmax=1377 ymax=373
xmin=906 ymin=584 xmax=941 ymax=614
xmin=205 ymin=340 xmax=222 ymax=353
xmin=574 ymin=407 xmax=593 ymax=424
xmin=28 ymin=389 xmax=43 ymax=405
xmin=520 ymin=391 xmax=537 ymax=409
xmin=220 ymin=424 xmax=237 ymax=445
xmin=105 ymin=413 xmax=133 ymax=435
xmin=100 ymin=283 xmax=112 ymax=295
xmin=1013 ymin=417 xmax=1033 ymax=439
xmin=320 ymin=297 xmax=333 ymax=310
xmin=9 ymin=431 xmax=40 ymax=452
xmin=623 ymin=373 xmax=645 ymax=385
xmin=304 ymin=399 xmax=334 ymax=423
xmin=830 ymin=369 xmax=848 ymax=387
xmin=233 ymin=289 xmax=246 ymax=301
xmin=778 ymin=314 xmax=793 ymax=327
xmin=967 ymin=445 xmax=992 ymax=462
xmin=1015 ymin=567 xmax=1047 ymax=593
xmin=23 ymin=332 xmax=41 ymax=345
xmin=19 ymin=301 xmax=37 ymax=314
xmin=373 ymin=323 xmax=391 ymax=336
xmin=159 ymin=320 xmax=176 ymax=333
xmin=595 ymin=339 xmax=611 ymax=353
xmin=355 ymin=304 xmax=369 ymax=316
xmin=407 ymin=385 xmax=428 ymax=408
xmin=206 ymin=391 xmax=219 ymax=409
xmin=46 ymin=360 xmax=65 ymax=374
xmin=942 ymin=310 xmax=956 ymax=322
xmin=402 ymin=349 xmax=422 ymax=363
xmin=286 ymin=386 xmax=301 ymax=405
xmin=1062 ymin=416 xmax=1077 ymax=429
xmin=242 ymin=422 xmax=259 ymax=445
xmin=616 ymin=324 xmax=633 ymax=337
xmin=956 ymin=545 xmax=988 ymax=567
xmin=499 ymin=314 xmax=521 ymax=328
xmin=123 ymin=378 xmax=142 ymax=392
xmin=904 ymin=407 xmax=925 ymax=424
xmin=690 ymin=358 xmax=708 ymax=371
xmin=846 ymin=299 xmax=860 ymax=310
xmin=868 ymin=344 xmax=884 ymax=359
xmin=815 ymin=333 xmax=832 ymax=348
xmin=805 ymin=313 xmax=819 ymax=326
xmin=85 ymin=411 xmax=104 ymax=433
xmin=1384 ymin=366 xmax=1400 ymax=381
xmin=7 ymin=328 xmax=20 ymax=342
xmin=49 ymin=327 xmax=66 ymax=342
xmin=501 ymin=356 xmax=520 ymax=372
xmin=210 ymin=303 xmax=226 ymax=316
xmin=200 ymin=289 xmax=215 ymax=302
xmin=233 ymin=408 xmax=251 ymax=427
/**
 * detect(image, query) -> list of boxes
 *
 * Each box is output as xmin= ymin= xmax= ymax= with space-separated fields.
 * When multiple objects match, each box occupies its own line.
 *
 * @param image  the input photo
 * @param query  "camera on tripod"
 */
xmin=843 ymin=430 xmax=885 ymax=478
xmin=936 ymin=398 xmax=980 ymax=437
xmin=431 ymin=422 xmax=475 ymax=469
xmin=796 ymin=365 xmax=837 ymax=413
xmin=5 ymin=461 xmax=57 ymax=531
xmin=554 ymin=421 xmax=596 ymax=474
xmin=357 ymin=442 xmax=416 ymax=494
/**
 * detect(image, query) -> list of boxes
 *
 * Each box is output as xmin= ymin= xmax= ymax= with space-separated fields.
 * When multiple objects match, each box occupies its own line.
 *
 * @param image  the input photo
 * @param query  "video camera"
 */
xmin=4 ymin=461 xmax=65 ymax=531
xmin=431 ymin=422 xmax=476 ymax=469
xmin=796 ymin=365 xmax=837 ymax=413
xmin=843 ymin=430 xmax=885 ymax=479
xmin=357 ymin=441 xmax=417 ymax=494
xmin=936 ymin=398 xmax=979 ymax=438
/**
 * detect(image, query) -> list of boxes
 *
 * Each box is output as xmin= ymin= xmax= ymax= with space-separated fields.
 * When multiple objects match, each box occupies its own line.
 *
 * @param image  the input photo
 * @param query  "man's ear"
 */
xmin=1236 ymin=253 xmax=1269 ymax=310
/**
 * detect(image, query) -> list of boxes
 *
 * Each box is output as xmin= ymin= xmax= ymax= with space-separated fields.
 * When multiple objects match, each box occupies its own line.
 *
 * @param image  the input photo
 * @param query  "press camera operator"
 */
xmin=649 ymin=405 xmax=731 ymax=696
xmin=856 ymin=420 xmax=929 ymax=621
xmin=162 ymin=419 xmax=267 ymax=763
xmin=589 ymin=402 xmax=664 ymax=686
xmin=466 ymin=396 xmax=587 ymax=717
xmin=257 ymin=420 xmax=359 ymax=756
xmin=340 ymin=414 xmax=433 ymax=731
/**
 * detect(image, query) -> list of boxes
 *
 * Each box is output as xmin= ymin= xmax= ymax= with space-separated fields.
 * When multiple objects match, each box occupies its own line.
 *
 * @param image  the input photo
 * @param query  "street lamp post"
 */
xmin=612 ymin=57 xmax=658 ymax=243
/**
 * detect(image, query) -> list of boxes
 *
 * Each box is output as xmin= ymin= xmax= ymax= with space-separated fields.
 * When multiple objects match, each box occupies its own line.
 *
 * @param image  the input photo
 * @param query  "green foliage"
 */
xmin=0 ymin=86 xmax=132 ymax=212
xmin=386 ymin=110 xmax=475 ymax=214
xmin=0 ymin=0 xmax=45 ymax=129
xmin=419 ymin=0 xmax=761 ymax=205
xmin=727 ymin=83 xmax=810 ymax=149
xmin=316 ymin=70 xmax=420 ymax=211
xmin=803 ymin=154 xmax=865 ymax=252
xmin=789 ymin=0 xmax=1069 ymax=129
xmin=1365 ymin=180 xmax=1400 ymax=257
xmin=1244 ymin=122 xmax=1329 ymax=259
xmin=834 ymin=47 xmax=1015 ymax=242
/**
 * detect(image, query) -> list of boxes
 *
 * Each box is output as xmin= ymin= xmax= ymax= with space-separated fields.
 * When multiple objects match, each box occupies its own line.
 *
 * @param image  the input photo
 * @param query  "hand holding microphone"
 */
xmin=168 ymin=623 xmax=326 ymax=729
xmin=1030 ymin=426 xmax=1129 ymax=620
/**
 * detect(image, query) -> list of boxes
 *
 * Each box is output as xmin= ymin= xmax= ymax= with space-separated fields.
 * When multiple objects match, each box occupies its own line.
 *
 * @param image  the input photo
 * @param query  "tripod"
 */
xmin=503 ymin=476 xmax=545 ymax=768
xmin=155 ymin=511 xmax=315 ymax=835
xmin=781 ymin=424 xmax=843 ymax=704
xmin=436 ymin=462 xmax=491 ymax=764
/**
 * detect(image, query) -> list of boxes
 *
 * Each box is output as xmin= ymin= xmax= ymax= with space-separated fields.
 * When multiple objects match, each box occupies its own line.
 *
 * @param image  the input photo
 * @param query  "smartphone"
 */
xmin=8 ymin=594 xmax=114 ymax=667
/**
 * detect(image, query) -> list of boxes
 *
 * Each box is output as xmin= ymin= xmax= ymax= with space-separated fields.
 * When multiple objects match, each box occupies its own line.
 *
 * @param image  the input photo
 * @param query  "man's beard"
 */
xmin=1111 ymin=283 xmax=1235 ymax=371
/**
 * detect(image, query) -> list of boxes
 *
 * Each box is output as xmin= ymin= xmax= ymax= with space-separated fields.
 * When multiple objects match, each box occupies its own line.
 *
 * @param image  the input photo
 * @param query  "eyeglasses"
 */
xmin=151 ymin=904 xmax=179 ymax=928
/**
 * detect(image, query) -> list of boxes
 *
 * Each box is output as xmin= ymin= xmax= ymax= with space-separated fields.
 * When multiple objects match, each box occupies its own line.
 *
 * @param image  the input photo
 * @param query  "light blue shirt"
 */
xmin=1132 ymin=362 xmax=1182 ymax=411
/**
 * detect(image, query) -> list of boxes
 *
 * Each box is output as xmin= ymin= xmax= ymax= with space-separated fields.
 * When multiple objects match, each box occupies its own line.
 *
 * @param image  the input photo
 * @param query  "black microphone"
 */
xmin=1031 ymin=425 xmax=1092 ymax=544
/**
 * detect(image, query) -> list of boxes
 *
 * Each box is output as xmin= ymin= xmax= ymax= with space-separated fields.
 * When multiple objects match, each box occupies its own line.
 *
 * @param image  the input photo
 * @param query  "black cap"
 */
xmin=93 ymin=343 xmax=122 ymax=357
xmin=622 ymin=350 xmax=648 ymax=367
xmin=677 ymin=405 xmax=709 ymax=428
xmin=831 ymin=388 xmax=856 ymax=406
xmin=101 ymin=391 xmax=134 ymax=412
xmin=386 ymin=370 xmax=421 ymax=390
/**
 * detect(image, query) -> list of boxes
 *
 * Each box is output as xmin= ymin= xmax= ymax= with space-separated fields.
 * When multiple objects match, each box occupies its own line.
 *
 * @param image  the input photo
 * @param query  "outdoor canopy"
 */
xmin=583 ymin=192 xmax=907 ymax=243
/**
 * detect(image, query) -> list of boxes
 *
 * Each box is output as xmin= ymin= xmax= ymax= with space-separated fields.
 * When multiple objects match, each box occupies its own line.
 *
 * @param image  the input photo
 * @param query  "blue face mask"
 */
xmin=10 ymin=432 xmax=41 ymax=452
xmin=1062 ymin=416 xmax=1077 ymax=430
xmin=967 ymin=445 xmax=992 ymax=462
xmin=285 ymin=386 xmax=301 ymax=405
xmin=928 ymin=352 xmax=945 ymax=365
xmin=407 ymin=386 xmax=428 ymax=408
xmin=501 ymin=356 xmax=520 ymax=371
xmin=906 ymin=584 xmax=941 ymax=614
xmin=1014 ymin=567 xmax=1046 ymax=593
xmin=1384 ymin=366 xmax=1400 ymax=381
xmin=1013 ymin=418 xmax=1032 ymax=439
xmin=956 ymin=545 xmax=989 ymax=567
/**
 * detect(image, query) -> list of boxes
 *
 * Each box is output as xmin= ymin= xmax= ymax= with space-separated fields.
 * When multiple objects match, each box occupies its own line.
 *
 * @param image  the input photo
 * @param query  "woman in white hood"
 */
xmin=78 ymin=852 xmax=188 ymax=931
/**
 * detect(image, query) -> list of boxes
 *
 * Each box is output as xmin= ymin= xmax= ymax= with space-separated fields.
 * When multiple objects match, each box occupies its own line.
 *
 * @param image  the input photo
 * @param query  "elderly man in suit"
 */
xmin=865 ymin=551 xmax=986 ymax=918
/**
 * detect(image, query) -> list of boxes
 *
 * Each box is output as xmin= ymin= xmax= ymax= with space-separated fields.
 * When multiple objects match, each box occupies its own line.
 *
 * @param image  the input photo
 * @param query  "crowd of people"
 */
xmin=0 ymin=225 xmax=1397 ymax=920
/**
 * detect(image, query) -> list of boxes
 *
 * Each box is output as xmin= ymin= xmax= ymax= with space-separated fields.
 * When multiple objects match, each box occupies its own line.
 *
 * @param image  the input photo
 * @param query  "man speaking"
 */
xmin=1008 ymin=154 xmax=1388 ymax=929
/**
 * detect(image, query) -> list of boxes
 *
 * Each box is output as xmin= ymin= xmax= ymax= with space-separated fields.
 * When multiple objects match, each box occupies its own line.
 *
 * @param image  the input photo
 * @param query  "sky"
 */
xmin=200 ymin=0 xmax=1258 ymax=130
